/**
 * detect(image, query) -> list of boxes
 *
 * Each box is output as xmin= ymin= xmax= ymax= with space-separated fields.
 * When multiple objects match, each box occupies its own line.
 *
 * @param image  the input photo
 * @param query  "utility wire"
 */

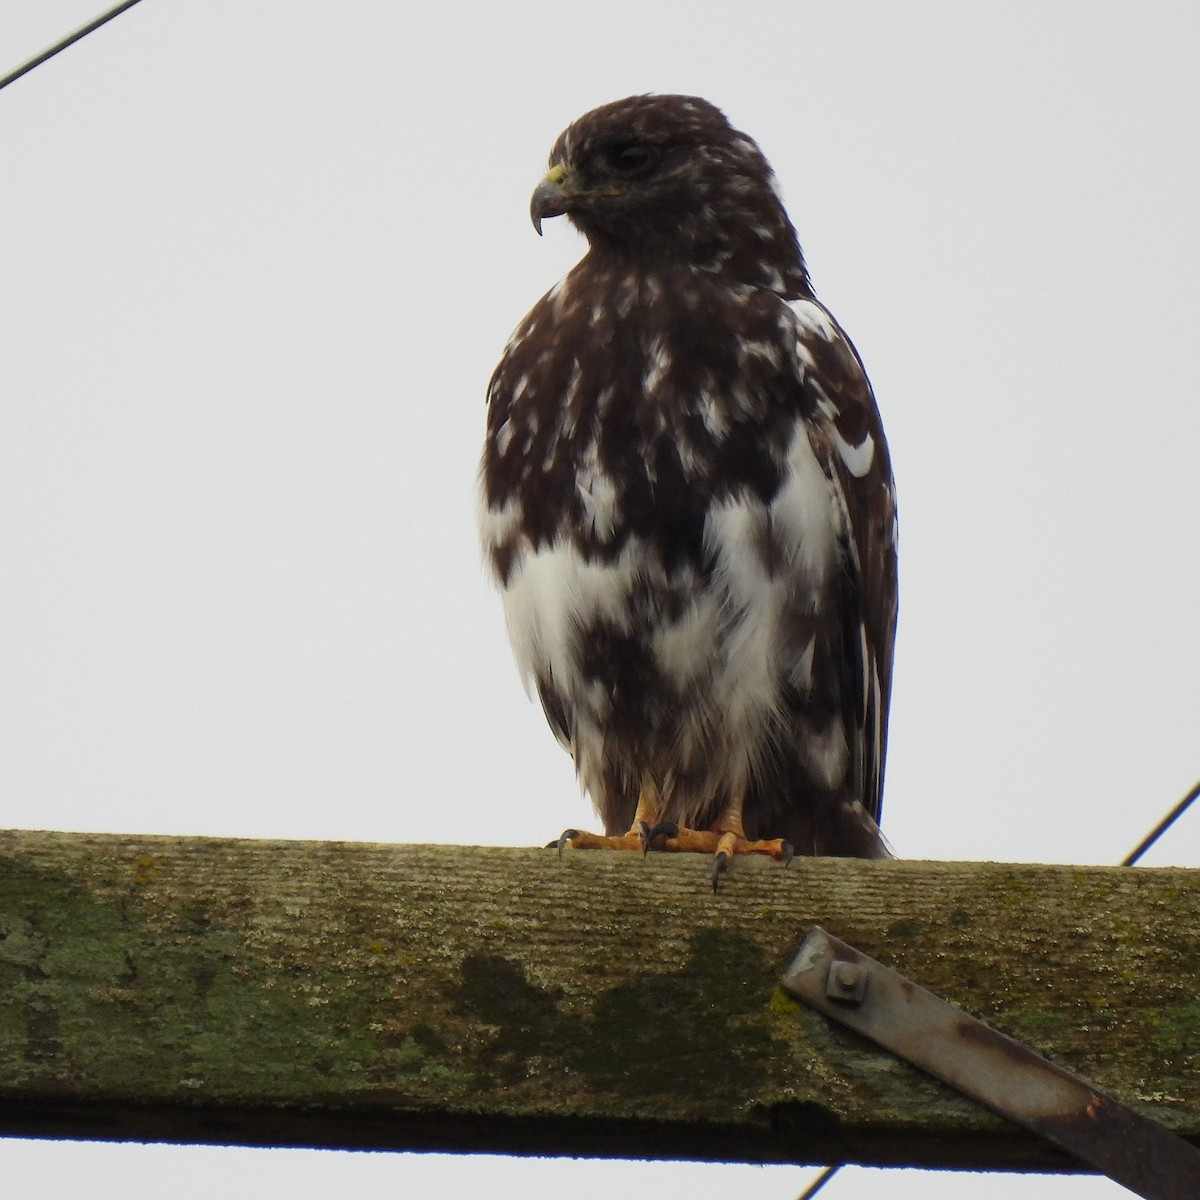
xmin=0 ymin=0 xmax=146 ymax=94
xmin=792 ymin=774 xmax=1200 ymax=1200
xmin=793 ymin=1166 xmax=839 ymax=1199
xmin=1122 ymin=777 xmax=1200 ymax=867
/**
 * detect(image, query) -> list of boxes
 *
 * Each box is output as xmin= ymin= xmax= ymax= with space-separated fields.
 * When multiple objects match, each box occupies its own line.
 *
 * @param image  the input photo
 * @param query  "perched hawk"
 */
xmin=480 ymin=95 xmax=898 ymax=884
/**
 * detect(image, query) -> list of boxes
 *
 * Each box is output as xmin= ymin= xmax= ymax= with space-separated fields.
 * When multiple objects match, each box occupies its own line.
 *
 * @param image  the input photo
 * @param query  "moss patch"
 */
xmin=450 ymin=926 xmax=787 ymax=1112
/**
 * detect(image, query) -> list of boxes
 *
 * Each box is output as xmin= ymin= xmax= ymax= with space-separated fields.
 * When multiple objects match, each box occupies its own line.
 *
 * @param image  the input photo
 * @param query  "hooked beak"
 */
xmin=530 ymin=163 xmax=571 ymax=235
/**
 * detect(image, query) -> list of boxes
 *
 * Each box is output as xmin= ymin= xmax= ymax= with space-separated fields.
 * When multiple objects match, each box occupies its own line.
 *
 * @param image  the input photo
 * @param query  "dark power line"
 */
xmin=1123 ymin=778 xmax=1200 ymax=867
xmin=0 ymin=0 xmax=146 ymax=94
xmin=793 ymin=1166 xmax=839 ymax=1199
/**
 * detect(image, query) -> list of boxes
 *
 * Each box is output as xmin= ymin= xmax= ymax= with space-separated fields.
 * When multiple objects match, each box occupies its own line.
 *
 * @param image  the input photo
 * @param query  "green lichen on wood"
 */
xmin=0 ymin=831 xmax=1197 ymax=1168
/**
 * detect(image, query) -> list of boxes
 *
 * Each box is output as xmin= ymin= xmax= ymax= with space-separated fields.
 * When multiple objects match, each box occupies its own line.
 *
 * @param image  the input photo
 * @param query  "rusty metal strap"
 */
xmin=781 ymin=926 xmax=1200 ymax=1200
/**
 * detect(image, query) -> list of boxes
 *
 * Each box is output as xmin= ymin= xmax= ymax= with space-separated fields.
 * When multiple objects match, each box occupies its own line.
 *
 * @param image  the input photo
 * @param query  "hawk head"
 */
xmin=530 ymin=94 xmax=812 ymax=297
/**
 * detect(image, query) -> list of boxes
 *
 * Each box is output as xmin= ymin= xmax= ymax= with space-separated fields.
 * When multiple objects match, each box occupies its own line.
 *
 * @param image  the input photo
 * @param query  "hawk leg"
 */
xmin=651 ymin=800 xmax=793 ymax=891
xmin=556 ymin=791 xmax=792 ymax=890
xmin=553 ymin=787 xmax=660 ymax=855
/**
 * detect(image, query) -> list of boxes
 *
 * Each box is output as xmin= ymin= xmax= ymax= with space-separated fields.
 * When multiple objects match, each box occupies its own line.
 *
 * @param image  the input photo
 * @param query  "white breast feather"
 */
xmin=575 ymin=441 xmax=622 ymax=542
xmin=498 ymin=537 xmax=638 ymax=701
xmin=701 ymin=422 xmax=846 ymax=790
xmin=770 ymin=423 xmax=843 ymax=596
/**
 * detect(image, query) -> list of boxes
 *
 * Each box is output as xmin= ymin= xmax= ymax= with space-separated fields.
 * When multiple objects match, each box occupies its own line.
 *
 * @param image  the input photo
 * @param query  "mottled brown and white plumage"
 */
xmin=480 ymin=95 xmax=898 ymax=862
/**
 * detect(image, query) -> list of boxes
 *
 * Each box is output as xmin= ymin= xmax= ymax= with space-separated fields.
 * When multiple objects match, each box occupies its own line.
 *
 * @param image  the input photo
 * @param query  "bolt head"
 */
xmin=835 ymin=963 xmax=861 ymax=989
xmin=826 ymin=958 xmax=868 ymax=1004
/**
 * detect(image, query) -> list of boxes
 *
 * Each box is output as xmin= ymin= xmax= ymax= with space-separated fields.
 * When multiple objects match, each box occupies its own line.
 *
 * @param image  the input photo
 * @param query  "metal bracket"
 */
xmin=781 ymin=926 xmax=1200 ymax=1200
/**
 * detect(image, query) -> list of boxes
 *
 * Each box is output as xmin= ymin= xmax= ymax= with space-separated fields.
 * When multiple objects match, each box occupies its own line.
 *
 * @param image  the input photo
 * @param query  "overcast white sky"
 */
xmin=1 ymin=2 xmax=1197 ymax=1198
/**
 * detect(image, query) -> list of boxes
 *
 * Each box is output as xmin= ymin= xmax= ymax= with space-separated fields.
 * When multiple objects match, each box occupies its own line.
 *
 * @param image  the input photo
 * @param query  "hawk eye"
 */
xmin=602 ymin=141 xmax=654 ymax=176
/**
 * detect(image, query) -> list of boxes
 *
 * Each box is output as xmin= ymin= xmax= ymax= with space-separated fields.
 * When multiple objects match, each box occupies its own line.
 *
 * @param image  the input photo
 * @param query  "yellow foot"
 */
xmin=552 ymin=820 xmax=792 ymax=891
xmin=652 ymin=823 xmax=793 ymax=891
xmin=551 ymin=821 xmax=657 ymax=855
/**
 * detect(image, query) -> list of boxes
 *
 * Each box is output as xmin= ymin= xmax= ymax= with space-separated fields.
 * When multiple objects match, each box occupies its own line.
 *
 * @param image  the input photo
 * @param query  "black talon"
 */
xmin=645 ymin=820 xmax=678 ymax=848
xmin=710 ymin=850 xmax=730 ymax=892
xmin=780 ymin=841 xmax=795 ymax=868
xmin=636 ymin=820 xmax=653 ymax=855
xmin=555 ymin=829 xmax=580 ymax=858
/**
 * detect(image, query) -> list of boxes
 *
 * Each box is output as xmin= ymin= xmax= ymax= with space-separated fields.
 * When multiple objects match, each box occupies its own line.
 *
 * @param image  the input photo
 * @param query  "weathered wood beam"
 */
xmin=0 ymin=829 xmax=1196 ymax=1170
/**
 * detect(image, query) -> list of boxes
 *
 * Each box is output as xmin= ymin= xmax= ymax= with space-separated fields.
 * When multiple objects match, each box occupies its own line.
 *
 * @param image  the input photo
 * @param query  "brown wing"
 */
xmin=794 ymin=299 xmax=899 ymax=827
